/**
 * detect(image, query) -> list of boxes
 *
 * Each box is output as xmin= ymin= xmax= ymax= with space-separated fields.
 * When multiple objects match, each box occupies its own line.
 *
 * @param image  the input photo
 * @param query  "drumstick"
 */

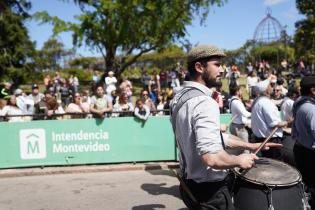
xmin=171 ymin=169 xmax=198 ymax=204
xmin=240 ymin=127 xmax=278 ymax=174
xmin=253 ymin=127 xmax=278 ymax=155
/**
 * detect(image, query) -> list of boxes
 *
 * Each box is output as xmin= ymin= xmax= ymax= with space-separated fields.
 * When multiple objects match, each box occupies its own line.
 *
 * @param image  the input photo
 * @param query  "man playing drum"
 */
xmin=251 ymin=79 xmax=288 ymax=160
xmin=170 ymin=45 xmax=281 ymax=210
xmin=292 ymin=75 xmax=315 ymax=210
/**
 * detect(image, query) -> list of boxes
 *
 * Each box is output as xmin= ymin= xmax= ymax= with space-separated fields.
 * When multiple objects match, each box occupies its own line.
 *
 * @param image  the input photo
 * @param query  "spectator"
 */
xmin=156 ymin=95 xmax=165 ymax=116
xmin=73 ymin=75 xmax=79 ymax=93
xmin=44 ymin=75 xmax=51 ymax=90
xmin=159 ymin=70 xmax=167 ymax=88
xmin=34 ymin=90 xmax=53 ymax=120
xmin=92 ymin=71 xmax=100 ymax=84
xmin=27 ymin=84 xmax=44 ymax=116
xmin=112 ymin=92 xmax=134 ymax=117
xmin=0 ymin=82 xmax=11 ymax=109
xmin=229 ymin=86 xmax=251 ymax=150
xmin=148 ymin=84 xmax=160 ymax=106
xmin=281 ymin=87 xmax=300 ymax=122
xmin=246 ymin=71 xmax=259 ymax=97
xmin=134 ymin=98 xmax=150 ymax=121
xmin=271 ymin=85 xmax=285 ymax=110
xmin=90 ymin=85 xmax=113 ymax=118
xmin=228 ymin=65 xmax=240 ymax=89
xmin=0 ymin=95 xmax=24 ymax=122
xmin=105 ymin=71 xmax=117 ymax=95
xmin=14 ymin=88 xmax=34 ymax=116
xmin=140 ymin=89 xmax=156 ymax=114
xmin=60 ymin=81 xmax=72 ymax=106
xmin=66 ymin=93 xmax=90 ymax=119
xmin=119 ymin=77 xmax=133 ymax=102
xmin=82 ymin=89 xmax=92 ymax=105
xmin=141 ymin=71 xmax=151 ymax=89
xmin=152 ymin=70 xmax=161 ymax=91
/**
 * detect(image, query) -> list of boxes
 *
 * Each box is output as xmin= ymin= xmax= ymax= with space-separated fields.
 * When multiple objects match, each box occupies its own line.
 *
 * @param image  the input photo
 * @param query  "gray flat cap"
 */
xmin=188 ymin=44 xmax=226 ymax=63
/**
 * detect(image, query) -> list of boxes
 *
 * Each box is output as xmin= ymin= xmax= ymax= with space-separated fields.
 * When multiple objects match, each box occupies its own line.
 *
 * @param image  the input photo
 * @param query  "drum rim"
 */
xmin=233 ymin=158 xmax=302 ymax=187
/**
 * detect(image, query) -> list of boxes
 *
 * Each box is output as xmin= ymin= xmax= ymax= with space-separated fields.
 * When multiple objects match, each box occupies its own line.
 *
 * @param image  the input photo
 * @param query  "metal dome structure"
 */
xmin=253 ymin=8 xmax=284 ymax=44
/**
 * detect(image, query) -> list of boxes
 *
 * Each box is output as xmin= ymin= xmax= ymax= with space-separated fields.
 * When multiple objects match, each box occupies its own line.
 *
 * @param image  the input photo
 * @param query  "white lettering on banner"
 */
xmin=53 ymin=142 xmax=110 ymax=153
xmin=52 ymin=130 xmax=109 ymax=142
xmin=51 ymin=129 xmax=110 ymax=154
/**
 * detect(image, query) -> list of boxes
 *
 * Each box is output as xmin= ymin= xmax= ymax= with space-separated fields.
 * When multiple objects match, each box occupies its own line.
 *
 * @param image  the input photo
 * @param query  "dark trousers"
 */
xmin=180 ymin=175 xmax=235 ymax=210
xmin=294 ymin=143 xmax=315 ymax=209
xmin=255 ymin=136 xmax=283 ymax=160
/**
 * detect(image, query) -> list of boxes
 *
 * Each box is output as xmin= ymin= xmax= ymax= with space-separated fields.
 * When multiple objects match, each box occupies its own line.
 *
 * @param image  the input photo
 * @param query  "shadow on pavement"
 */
xmin=132 ymin=204 xmax=187 ymax=210
xmin=132 ymin=204 xmax=165 ymax=210
xmin=144 ymin=168 xmax=178 ymax=178
xmin=141 ymin=183 xmax=181 ymax=199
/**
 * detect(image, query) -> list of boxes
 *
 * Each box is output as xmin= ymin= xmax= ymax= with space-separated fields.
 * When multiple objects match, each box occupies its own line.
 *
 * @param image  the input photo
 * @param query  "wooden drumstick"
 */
xmin=253 ymin=127 xmax=278 ymax=155
xmin=240 ymin=127 xmax=278 ymax=174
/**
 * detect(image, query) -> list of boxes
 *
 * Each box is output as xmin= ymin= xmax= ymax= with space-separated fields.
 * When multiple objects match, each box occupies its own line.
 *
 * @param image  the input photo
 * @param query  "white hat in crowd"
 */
xmin=255 ymin=79 xmax=270 ymax=94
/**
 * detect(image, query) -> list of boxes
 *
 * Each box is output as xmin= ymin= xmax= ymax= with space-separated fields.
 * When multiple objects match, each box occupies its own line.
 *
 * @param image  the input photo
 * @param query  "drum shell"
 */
xmin=233 ymin=175 xmax=304 ymax=210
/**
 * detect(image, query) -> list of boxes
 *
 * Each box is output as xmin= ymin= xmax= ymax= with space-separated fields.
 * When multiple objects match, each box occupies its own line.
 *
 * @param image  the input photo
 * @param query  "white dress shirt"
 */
xmin=230 ymin=96 xmax=251 ymax=125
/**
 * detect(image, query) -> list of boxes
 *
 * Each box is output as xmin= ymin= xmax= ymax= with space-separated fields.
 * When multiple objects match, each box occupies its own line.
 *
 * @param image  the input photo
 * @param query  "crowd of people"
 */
xmin=0 ymin=67 xmax=185 ymax=122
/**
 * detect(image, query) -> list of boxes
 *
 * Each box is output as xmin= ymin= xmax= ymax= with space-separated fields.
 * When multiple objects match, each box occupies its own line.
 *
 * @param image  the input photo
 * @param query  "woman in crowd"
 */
xmin=0 ymin=95 xmax=24 ymax=122
xmin=112 ymin=92 xmax=134 ymax=117
xmin=66 ymin=93 xmax=90 ymax=119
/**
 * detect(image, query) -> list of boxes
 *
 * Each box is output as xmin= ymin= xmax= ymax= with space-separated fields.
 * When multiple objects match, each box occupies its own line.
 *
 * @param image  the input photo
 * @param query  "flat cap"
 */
xmin=300 ymin=75 xmax=315 ymax=88
xmin=187 ymin=45 xmax=226 ymax=63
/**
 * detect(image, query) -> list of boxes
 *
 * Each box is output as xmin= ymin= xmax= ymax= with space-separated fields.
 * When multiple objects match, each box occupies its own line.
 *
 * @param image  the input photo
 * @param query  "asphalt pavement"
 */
xmin=0 ymin=162 xmax=187 ymax=210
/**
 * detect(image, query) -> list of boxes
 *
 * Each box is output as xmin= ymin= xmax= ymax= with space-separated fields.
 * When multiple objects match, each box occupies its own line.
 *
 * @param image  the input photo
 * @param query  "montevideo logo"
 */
xmin=19 ymin=129 xmax=47 ymax=160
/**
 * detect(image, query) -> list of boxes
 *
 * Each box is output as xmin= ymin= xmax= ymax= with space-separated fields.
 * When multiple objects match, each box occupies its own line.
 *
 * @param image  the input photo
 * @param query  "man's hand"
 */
xmin=237 ymin=153 xmax=259 ymax=169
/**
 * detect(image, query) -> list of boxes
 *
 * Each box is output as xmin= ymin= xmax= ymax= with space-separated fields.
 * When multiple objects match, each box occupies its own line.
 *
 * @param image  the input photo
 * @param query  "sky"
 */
xmin=26 ymin=0 xmax=304 ymax=57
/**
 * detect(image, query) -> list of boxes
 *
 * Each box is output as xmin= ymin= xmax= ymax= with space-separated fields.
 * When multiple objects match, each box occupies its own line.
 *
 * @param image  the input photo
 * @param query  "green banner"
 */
xmin=0 ymin=114 xmax=231 ymax=169
xmin=0 ymin=116 xmax=176 ymax=169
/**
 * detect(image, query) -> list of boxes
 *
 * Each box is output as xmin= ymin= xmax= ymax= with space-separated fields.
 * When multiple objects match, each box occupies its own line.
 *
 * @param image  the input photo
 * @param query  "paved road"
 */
xmin=0 ymin=169 xmax=187 ymax=210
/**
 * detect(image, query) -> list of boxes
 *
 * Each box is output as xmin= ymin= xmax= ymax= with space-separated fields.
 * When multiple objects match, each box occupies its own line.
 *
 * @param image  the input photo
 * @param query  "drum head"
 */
xmin=234 ymin=158 xmax=301 ymax=186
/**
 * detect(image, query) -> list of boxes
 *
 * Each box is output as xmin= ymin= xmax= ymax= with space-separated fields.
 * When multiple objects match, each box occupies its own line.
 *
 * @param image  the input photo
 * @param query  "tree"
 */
xmin=0 ymin=0 xmax=36 ymax=84
xmin=35 ymin=38 xmax=74 ymax=71
xmin=294 ymin=0 xmax=315 ymax=64
xmin=34 ymin=0 xmax=225 ymax=77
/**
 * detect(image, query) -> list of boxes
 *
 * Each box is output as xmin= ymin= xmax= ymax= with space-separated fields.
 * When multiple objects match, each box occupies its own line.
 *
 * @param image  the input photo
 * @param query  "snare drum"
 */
xmin=233 ymin=158 xmax=306 ymax=210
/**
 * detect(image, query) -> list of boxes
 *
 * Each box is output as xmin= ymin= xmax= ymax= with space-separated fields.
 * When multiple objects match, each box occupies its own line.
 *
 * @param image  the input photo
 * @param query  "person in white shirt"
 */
xmin=0 ymin=95 xmax=24 ymax=122
xmin=246 ymin=71 xmax=259 ymax=97
xmin=134 ymin=99 xmax=150 ymax=121
xmin=251 ymin=79 xmax=288 ymax=160
xmin=281 ymin=87 xmax=300 ymax=122
xmin=105 ymin=71 xmax=117 ymax=95
xmin=229 ymin=86 xmax=251 ymax=154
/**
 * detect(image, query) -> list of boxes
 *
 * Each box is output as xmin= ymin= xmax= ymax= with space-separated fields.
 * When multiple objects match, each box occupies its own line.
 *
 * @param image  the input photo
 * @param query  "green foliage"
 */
xmin=62 ymin=68 xmax=92 ymax=81
xmin=294 ymin=0 xmax=315 ymax=63
xmin=0 ymin=1 xmax=36 ymax=85
xmin=251 ymin=43 xmax=294 ymax=64
xmin=34 ymin=0 xmax=226 ymax=77
xmin=35 ymin=38 xmax=74 ymax=71
xmin=67 ymin=57 xmax=98 ymax=69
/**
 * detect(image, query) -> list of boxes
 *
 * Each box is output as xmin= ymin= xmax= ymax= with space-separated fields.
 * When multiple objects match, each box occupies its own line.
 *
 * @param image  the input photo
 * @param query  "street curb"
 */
xmin=0 ymin=162 xmax=179 ymax=178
